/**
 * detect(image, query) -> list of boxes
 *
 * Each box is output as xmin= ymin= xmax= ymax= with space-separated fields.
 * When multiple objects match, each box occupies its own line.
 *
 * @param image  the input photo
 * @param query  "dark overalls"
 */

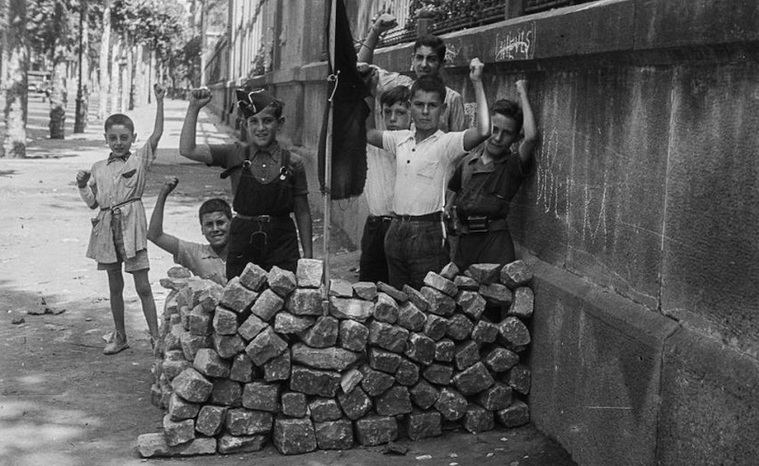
xmin=223 ymin=147 xmax=300 ymax=278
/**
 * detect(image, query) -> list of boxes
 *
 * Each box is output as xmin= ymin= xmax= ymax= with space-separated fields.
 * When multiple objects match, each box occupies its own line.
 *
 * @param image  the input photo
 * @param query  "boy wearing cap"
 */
xmin=179 ymin=88 xmax=313 ymax=279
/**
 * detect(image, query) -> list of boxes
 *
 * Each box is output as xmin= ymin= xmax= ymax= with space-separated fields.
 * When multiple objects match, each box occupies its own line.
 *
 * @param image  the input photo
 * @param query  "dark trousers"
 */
xmin=359 ymin=216 xmax=392 ymax=283
xmin=454 ymin=229 xmax=515 ymax=271
xmin=227 ymin=216 xmax=299 ymax=279
xmin=384 ymin=218 xmax=448 ymax=290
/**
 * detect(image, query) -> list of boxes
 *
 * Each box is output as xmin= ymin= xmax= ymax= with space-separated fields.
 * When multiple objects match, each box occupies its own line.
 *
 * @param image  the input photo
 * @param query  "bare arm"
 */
xmin=516 ymin=79 xmax=538 ymax=164
xmin=293 ymin=195 xmax=313 ymax=258
xmin=147 ymin=84 xmax=165 ymax=153
xmin=147 ymin=177 xmax=181 ymax=256
xmin=356 ymin=13 xmax=397 ymax=64
xmin=366 ymin=128 xmax=385 ymax=148
xmin=462 ymin=58 xmax=491 ymax=151
xmin=179 ymin=88 xmax=213 ymax=164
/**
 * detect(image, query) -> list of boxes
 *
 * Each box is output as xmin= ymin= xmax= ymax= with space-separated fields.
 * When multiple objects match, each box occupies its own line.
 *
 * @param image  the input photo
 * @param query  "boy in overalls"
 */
xmin=179 ymin=88 xmax=313 ymax=279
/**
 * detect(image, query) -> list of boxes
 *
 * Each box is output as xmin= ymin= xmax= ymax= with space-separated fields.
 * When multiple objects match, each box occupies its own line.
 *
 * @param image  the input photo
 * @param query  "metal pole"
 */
xmin=73 ymin=0 xmax=86 ymax=133
xmin=322 ymin=0 xmax=337 ymax=302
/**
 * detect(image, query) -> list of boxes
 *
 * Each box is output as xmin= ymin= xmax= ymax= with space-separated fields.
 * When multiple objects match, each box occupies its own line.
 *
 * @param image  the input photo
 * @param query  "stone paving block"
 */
xmin=508 ymin=287 xmax=534 ymax=319
xmin=251 ymin=289 xmax=285 ymax=322
xmin=296 ymin=258 xmax=324 ymax=288
xmin=434 ymin=387 xmax=468 ymax=421
xmin=466 ymin=263 xmax=502 ymax=285
xmin=464 ymin=405 xmax=494 ymax=434
xmin=237 ymin=314 xmax=268 ymax=342
xmin=137 ymin=433 xmax=216 ymax=458
xmin=289 ymin=365 xmax=341 ymax=397
xmin=180 ymin=331 xmax=212 ymax=362
xmin=229 ymin=353 xmax=253 ymax=382
xmin=168 ymin=393 xmax=200 ymax=421
xmin=281 ymin=392 xmax=308 ymax=418
xmin=446 ymin=314 xmax=474 ymax=340
xmin=395 ymin=358 xmax=420 ymax=386
xmin=308 ymin=398 xmax=342 ymax=422
xmin=499 ymin=316 xmax=531 ymax=346
xmin=285 ymin=288 xmax=323 ymax=316
xmin=164 ymin=325 xmax=183 ymax=352
xmin=422 ymin=363 xmax=453 ymax=385
xmin=339 ymin=319 xmax=369 ymax=352
xmin=397 ymin=301 xmax=427 ymax=332
xmin=195 ymin=405 xmax=227 ymax=437
xmin=404 ymin=332 xmax=436 ymax=365
xmin=337 ymin=386 xmax=373 ymax=420
xmin=373 ymin=292 xmax=399 ymax=323
xmin=291 ymin=343 xmax=359 ymax=371
xmin=454 ymin=275 xmax=479 ymax=290
xmin=210 ymin=378 xmax=243 ymax=407
xmin=314 ymin=419 xmax=353 ymax=450
xmin=471 ymin=320 xmax=499 ymax=344
xmin=212 ymin=307 xmax=238 ymax=335
xmin=225 ymin=408 xmax=273 ymax=436
xmin=423 ymin=271 xmax=458 ymax=297
xmin=329 ymin=278 xmax=354 ymax=298
xmin=369 ymin=321 xmax=409 ymax=353
xmin=355 ymin=416 xmax=398 ymax=446
xmin=407 ymin=410 xmax=442 ymax=440
xmin=369 ymin=348 xmax=402 ymax=374
xmin=244 ymin=327 xmax=288 ymax=366
xmin=480 ymin=283 xmax=513 ymax=305
xmin=163 ymin=414 xmax=195 ymax=447
xmin=212 ymin=333 xmax=246 ymax=359
xmin=423 ymin=314 xmax=449 ymax=341
xmin=483 ymin=347 xmax=520 ymax=372
xmin=454 ymin=341 xmax=481 ymax=371
xmin=188 ymin=305 xmax=213 ymax=336
xmin=162 ymin=354 xmax=191 ymax=381
xmin=453 ymin=362 xmax=495 ymax=396
xmin=273 ymin=417 xmax=317 ymax=455
xmin=300 ymin=315 xmax=339 ymax=348
xmin=150 ymin=383 xmax=162 ymax=408
xmin=507 ymin=364 xmax=531 ymax=395
xmin=239 ymin=262 xmax=268 ymax=291
xmin=376 ymin=385 xmax=412 ymax=416
xmin=477 ymin=383 xmax=513 ymax=411
xmin=457 ymin=290 xmax=486 ymax=321
xmin=193 ymin=348 xmax=230 ymax=378
xmin=360 ymin=365 xmax=395 ymax=397
xmin=410 ymin=379 xmax=440 ymax=410
xmin=377 ymin=281 xmax=408 ymax=302
xmin=340 ymin=367 xmax=363 ymax=394
xmin=194 ymin=282 xmax=224 ymax=312
xmin=268 ymin=266 xmax=297 ymax=297
xmin=500 ymin=260 xmax=533 ymax=288
xmin=403 ymin=285 xmax=430 ymax=312
xmin=172 ymin=368 xmax=213 ymax=403
xmin=263 ymin=350 xmax=291 ymax=382
xmin=274 ymin=312 xmax=315 ymax=334
xmin=496 ymin=399 xmax=529 ymax=427
xmin=352 ymin=281 xmax=378 ymax=300
xmin=217 ymin=434 xmax=266 ymax=454
xmin=219 ymin=277 xmax=258 ymax=313
xmin=440 ymin=262 xmax=460 ymax=280
xmin=242 ymin=381 xmax=280 ymax=412
xmin=420 ymin=287 xmax=456 ymax=317
xmin=330 ymin=297 xmax=375 ymax=323
xmin=434 ymin=338 xmax=455 ymax=362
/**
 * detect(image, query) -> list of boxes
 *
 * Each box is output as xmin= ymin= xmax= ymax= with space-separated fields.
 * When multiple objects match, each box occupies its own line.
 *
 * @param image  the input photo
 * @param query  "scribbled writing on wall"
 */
xmin=495 ymin=22 xmax=536 ymax=61
xmin=536 ymin=125 xmax=569 ymax=225
xmin=464 ymin=102 xmax=477 ymax=128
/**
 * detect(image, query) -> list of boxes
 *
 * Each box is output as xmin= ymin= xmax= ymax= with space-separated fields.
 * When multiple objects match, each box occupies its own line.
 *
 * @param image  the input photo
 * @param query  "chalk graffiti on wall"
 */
xmin=535 ymin=125 xmax=569 ymax=225
xmin=495 ymin=22 xmax=536 ymax=61
xmin=464 ymin=102 xmax=477 ymax=128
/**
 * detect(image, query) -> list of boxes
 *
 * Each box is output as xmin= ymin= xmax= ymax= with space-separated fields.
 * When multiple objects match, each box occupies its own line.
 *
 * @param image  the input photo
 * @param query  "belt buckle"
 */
xmin=257 ymin=215 xmax=271 ymax=223
xmin=466 ymin=215 xmax=488 ymax=233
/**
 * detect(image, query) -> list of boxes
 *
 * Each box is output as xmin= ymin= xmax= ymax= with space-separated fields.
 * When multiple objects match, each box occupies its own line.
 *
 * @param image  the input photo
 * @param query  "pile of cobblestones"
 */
xmin=137 ymin=258 xmax=534 ymax=457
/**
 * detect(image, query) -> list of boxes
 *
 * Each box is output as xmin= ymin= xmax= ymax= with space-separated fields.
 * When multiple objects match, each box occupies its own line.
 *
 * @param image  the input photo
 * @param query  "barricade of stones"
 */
xmin=137 ymin=259 xmax=534 ymax=458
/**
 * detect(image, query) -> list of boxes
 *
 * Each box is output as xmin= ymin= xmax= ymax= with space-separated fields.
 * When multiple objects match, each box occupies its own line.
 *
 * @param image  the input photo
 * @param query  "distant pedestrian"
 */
xmin=75 ymin=84 xmax=165 ymax=355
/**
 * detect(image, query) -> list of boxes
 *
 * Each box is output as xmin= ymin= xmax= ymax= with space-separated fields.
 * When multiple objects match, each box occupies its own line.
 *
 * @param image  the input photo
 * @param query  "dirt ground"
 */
xmin=0 ymin=95 xmax=575 ymax=465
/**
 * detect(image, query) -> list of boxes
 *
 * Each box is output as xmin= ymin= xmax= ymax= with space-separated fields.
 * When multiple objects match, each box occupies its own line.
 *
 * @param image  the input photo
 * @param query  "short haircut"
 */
xmin=104 ymin=113 xmax=135 ymax=133
xmin=492 ymin=99 xmax=524 ymax=133
xmin=379 ymin=85 xmax=411 ymax=108
xmin=414 ymin=34 xmax=446 ymax=63
xmin=198 ymin=198 xmax=232 ymax=223
xmin=410 ymin=75 xmax=446 ymax=103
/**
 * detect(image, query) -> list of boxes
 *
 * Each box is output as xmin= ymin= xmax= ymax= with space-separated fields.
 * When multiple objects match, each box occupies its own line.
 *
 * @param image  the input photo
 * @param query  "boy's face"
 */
xmin=200 ymin=211 xmax=230 ymax=249
xmin=382 ymin=102 xmax=411 ymax=130
xmin=412 ymin=45 xmax=442 ymax=78
xmin=485 ymin=113 xmax=520 ymax=157
xmin=410 ymin=90 xmax=445 ymax=133
xmin=104 ymin=124 xmax=136 ymax=157
xmin=245 ymin=107 xmax=283 ymax=148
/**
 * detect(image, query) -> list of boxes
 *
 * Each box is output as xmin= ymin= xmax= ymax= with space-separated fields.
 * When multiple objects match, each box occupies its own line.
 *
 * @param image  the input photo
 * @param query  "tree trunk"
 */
xmin=98 ymin=0 xmax=111 ymax=119
xmin=48 ymin=59 xmax=67 ymax=139
xmin=110 ymin=36 xmax=122 ymax=113
xmin=0 ymin=0 xmax=8 ymax=158
xmin=2 ymin=0 xmax=27 ymax=158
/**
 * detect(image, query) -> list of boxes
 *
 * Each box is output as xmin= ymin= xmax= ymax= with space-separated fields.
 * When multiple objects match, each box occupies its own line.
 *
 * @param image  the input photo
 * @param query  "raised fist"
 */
xmin=189 ymin=88 xmax=212 ymax=108
xmin=76 ymin=170 xmax=90 ymax=188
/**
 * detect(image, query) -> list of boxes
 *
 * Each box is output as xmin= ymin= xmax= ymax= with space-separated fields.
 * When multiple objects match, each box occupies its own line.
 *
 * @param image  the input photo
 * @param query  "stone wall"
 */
xmin=137 ymin=259 xmax=535 ymax=457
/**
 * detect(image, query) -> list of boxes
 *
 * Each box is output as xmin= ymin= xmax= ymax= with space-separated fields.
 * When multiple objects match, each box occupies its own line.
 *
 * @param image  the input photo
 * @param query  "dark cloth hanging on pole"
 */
xmin=318 ymin=0 xmax=371 ymax=200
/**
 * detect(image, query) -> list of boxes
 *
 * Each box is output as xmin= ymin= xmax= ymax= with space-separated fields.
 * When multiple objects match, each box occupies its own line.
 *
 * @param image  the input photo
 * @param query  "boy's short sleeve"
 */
xmin=174 ymin=239 xmax=202 ymax=272
xmin=440 ymin=131 xmax=467 ymax=165
xmin=381 ymin=130 xmax=407 ymax=156
xmin=290 ymin=153 xmax=309 ymax=196
xmin=135 ymin=141 xmax=156 ymax=168
xmin=209 ymin=143 xmax=241 ymax=168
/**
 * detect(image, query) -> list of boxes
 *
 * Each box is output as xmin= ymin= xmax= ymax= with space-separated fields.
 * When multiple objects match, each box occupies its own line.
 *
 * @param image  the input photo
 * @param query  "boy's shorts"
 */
xmin=98 ymin=249 xmax=150 ymax=273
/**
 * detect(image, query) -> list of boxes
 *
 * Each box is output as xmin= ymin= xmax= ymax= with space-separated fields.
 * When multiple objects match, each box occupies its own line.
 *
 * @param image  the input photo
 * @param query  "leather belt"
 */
xmin=235 ymin=214 xmax=290 ymax=222
xmin=393 ymin=212 xmax=443 ymax=222
xmin=101 ymin=198 xmax=140 ymax=211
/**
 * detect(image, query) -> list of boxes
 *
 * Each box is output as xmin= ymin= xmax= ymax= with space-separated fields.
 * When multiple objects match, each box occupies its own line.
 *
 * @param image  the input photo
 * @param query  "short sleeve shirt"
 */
xmin=174 ymin=239 xmax=227 ymax=286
